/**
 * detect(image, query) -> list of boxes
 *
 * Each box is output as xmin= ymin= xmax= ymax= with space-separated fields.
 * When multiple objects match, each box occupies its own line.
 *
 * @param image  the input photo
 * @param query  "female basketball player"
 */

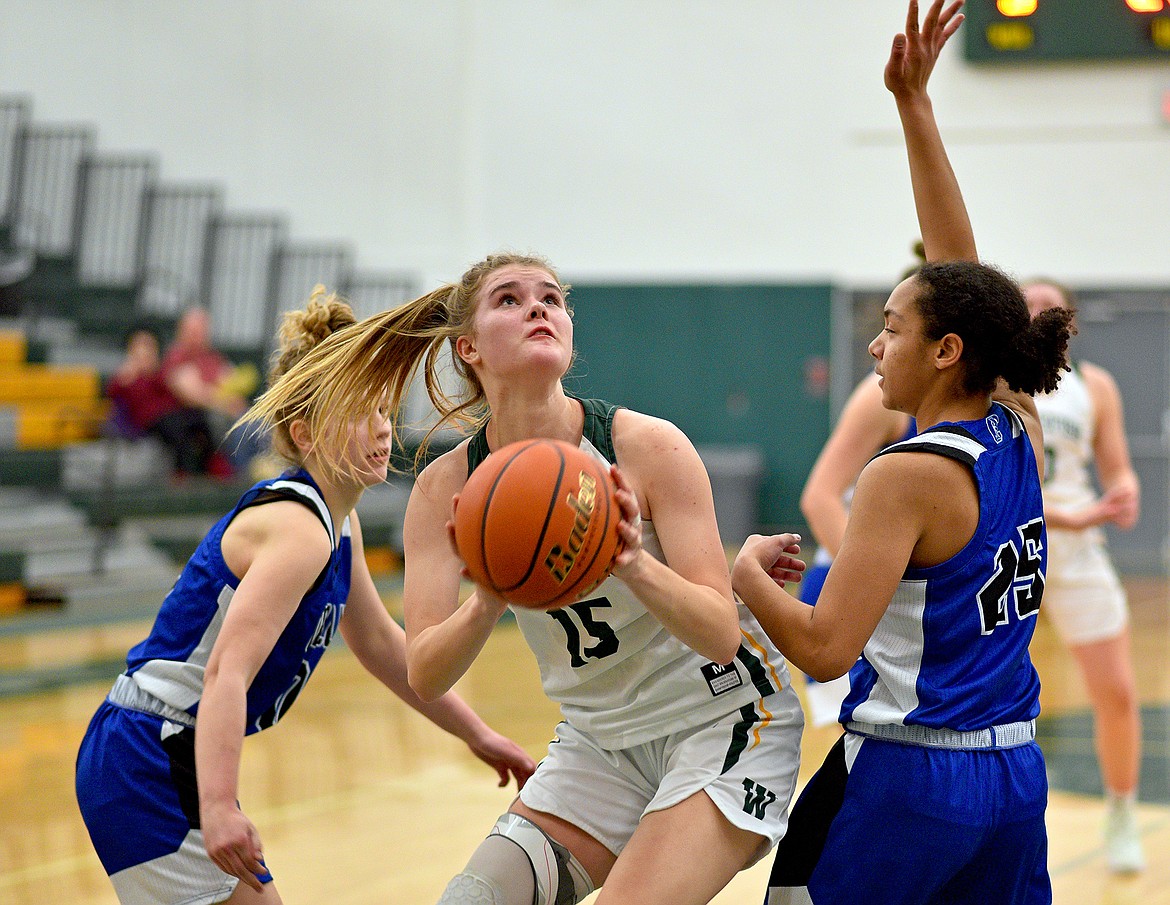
xmin=1025 ymin=278 xmax=1145 ymax=873
xmin=252 ymin=215 xmax=809 ymax=905
xmin=731 ymin=2 xmax=1074 ymax=903
xmin=265 ymin=265 xmax=805 ymax=905
xmin=75 ymin=287 xmax=535 ymax=905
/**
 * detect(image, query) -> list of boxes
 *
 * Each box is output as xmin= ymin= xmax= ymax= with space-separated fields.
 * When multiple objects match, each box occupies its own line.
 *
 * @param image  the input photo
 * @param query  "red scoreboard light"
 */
xmin=965 ymin=0 xmax=1170 ymax=62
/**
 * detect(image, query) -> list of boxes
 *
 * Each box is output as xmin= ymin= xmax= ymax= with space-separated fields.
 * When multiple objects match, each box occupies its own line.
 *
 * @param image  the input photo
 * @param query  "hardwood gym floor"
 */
xmin=1 ymin=576 xmax=1166 ymax=904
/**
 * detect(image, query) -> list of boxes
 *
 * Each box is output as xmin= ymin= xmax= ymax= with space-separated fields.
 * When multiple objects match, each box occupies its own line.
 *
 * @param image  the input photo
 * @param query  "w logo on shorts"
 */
xmin=742 ymin=778 xmax=777 ymax=818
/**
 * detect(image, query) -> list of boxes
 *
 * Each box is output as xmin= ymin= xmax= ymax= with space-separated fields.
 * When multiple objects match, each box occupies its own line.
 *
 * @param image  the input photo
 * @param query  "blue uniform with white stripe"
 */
xmin=76 ymin=469 xmax=350 ymax=904
xmin=841 ymin=405 xmax=1043 ymax=732
xmin=768 ymin=404 xmax=1052 ymax=905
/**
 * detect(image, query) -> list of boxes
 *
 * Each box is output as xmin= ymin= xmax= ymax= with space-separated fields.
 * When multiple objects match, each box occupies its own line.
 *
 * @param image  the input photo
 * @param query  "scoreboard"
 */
xmin=962 ymin=0 xmax=1170 ymax=62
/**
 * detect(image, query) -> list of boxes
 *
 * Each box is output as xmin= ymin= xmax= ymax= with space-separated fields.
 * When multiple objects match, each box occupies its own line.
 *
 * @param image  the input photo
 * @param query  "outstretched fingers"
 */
xmin=937 ymin=0 xmax=966 ymax=43
xmin=886 ymin=0 xmax=965 ymax=98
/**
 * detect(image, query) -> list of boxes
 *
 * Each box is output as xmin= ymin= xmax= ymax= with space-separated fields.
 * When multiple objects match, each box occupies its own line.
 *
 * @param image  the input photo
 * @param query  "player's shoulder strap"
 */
xmin=466 ymin=396 xmax=624 ymax=475
xmin=874 ymin=425 xmax=987 ymax=469
xmin=872 ymin=404 xmax=1023 ymax=470
xmin=467 ymin=427 xmax=488 ymax=475
xmin=575 ymin=395 xmax=622 ymax=465
xmin=239 ymin=471 xmax=337 ymax=550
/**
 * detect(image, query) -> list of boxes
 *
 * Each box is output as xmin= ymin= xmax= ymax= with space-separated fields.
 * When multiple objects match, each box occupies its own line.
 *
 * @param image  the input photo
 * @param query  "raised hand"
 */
xmin=885 ymin=0 xmax=965 ymax=101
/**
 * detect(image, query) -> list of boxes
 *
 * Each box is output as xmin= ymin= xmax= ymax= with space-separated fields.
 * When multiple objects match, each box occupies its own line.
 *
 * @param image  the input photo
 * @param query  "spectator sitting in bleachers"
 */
xmin=106 ymin=326 xmax=224 ymax=479
xmin=162 ymin=307 xmax=255 ymax=419
xmin=162 ymin=306 xmax=260 ymax=472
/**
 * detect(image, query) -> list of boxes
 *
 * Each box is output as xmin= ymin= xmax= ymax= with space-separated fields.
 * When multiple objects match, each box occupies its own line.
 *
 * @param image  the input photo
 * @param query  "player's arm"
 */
xmin=890 ymin=2 xmax=1052 ymax=464
xmin=1085 ymin=361 xmax=1140 ymax=529
xmin=802 ymin=374 xmax=910 ymax=558
xmin=734 ymin=453 xmax=950 ymax=680
xmin=888 ymin=0 xmax=975 ymax=265
xmin=608 ymin=409 xmax=745 ymax=665
xmin=197 ymin=502 xmax=331 ymax=890
xmin=341 ymin=512 xmax=535 ymax=789
xmin=403 ymin=446 xmax=510 ymax=702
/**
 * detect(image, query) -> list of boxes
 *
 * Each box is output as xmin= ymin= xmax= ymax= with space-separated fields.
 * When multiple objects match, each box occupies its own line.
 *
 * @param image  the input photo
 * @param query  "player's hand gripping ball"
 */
xmin=454 ymin=438 xmax=623 ymax=610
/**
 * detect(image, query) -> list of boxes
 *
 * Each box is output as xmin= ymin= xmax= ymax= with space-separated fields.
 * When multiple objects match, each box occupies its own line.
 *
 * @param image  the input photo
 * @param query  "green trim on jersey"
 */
xmin=466 ymin=396 xmax=623 ymax=475
xmin=722 ymin=703 xmax=763 ymax=774
xmin=736 ymin=645 xmax=781 ymax=699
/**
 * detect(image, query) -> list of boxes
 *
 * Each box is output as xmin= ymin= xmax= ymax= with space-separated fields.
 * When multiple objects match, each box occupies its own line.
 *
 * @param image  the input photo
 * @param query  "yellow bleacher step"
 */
xmin=0 ymin=363 xmax=102 ymax=404
xmin=0 ymin=331 xmax=26 ymax=367
xmin=0 ymin=583 xmax=25 ymax=616
xmin=13 ymin=399 xmax=109 ymax=449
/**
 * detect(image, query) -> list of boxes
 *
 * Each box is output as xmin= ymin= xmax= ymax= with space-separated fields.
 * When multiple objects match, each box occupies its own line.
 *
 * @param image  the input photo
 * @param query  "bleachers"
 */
xmin=0 ymin=92 xmax=431 ymax=624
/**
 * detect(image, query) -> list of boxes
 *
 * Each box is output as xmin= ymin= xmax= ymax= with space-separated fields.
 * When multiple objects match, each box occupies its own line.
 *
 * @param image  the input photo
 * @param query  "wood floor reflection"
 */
xmin=1 ymin=576 xmax=1167 ymax=904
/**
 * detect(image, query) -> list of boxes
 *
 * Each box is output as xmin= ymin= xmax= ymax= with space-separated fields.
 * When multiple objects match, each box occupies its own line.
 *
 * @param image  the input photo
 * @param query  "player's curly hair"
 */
xmin=913 ymin=261 xmax=1075 ymax=397
xmin=236 ymin=285 xmax=358 ymax=467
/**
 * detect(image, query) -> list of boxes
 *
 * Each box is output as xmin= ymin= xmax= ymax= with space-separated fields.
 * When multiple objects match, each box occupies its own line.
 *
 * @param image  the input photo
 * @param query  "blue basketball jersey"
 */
xmin=123 ymin=468 xmax=351 ymax=734
xmin=840 ymin=403 xmax=1045 ymax=732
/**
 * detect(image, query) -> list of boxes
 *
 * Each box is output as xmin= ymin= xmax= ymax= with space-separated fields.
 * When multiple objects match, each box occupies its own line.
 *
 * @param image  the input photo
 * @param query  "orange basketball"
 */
xmin=454 ymin=438 xmax=623 ymax=610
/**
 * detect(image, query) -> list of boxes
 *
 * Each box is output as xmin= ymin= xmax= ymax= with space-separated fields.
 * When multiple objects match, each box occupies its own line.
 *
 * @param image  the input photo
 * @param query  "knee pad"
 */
xmin=438 ymin=871 xmax=507 ymax=904
xmin=437 ymin=813 xmax=594 ymax=905
xmin=492 ymin=813 xmax=594 ymax=905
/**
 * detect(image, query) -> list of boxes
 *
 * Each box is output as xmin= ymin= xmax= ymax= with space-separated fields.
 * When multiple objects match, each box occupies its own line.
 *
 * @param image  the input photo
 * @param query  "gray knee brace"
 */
xmin=437 ymin=812 xmax=595 ymax=905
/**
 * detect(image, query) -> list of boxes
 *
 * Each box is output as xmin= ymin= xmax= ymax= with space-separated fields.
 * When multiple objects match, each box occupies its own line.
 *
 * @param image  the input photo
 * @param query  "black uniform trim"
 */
xmin=767 ymin=735 xmax=848 ymax=888
xmin=243 ymin=487 xmax=333 ymax=538
xmin=872 ymin=425 xmax=989 ymax=470
xmin=467 ymin=428 xmax=491 ymax=474
xmin=161 ymin=725 xmax=202 ymax=829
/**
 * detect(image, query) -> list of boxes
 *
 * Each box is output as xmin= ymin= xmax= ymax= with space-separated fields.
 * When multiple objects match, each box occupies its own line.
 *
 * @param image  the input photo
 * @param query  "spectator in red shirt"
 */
xmin=162 ymin=307 xmax=260 ymax=473
xmin=107 ymin=327 xmax=215 ymax=477
xmin=161 ymin=307 xmax=251 ymax=421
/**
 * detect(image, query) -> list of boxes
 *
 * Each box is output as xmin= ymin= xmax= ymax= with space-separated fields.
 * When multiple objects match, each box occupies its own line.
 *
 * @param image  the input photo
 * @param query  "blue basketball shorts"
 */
xmin=766 ymin=733 xmax=1051 ymax=905
xmin=76 ymin=699 xmax=272 ymax=905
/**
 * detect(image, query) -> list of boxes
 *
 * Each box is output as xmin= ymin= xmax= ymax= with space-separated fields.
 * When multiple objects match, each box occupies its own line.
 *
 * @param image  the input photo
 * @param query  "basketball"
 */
xmin=454 ymin=438 xmax=623 ymax=610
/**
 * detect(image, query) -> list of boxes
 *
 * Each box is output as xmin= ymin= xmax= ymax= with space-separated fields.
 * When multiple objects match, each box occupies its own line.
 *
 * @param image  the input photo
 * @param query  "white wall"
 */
xmin=2 ymin=0 xmax=1167 ymax=288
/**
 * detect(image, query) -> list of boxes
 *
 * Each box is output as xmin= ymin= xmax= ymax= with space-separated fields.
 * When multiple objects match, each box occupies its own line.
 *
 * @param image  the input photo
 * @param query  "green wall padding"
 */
xmin=565 ymin=283 xmax=832 ymax=532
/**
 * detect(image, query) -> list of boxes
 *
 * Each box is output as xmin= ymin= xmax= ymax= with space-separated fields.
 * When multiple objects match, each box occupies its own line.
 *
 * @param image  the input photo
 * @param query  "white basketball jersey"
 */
xmin=469 ymin=398 xmax=790 ymax=750
xmin=1034 ymin=363 xmax=1095 ymax=511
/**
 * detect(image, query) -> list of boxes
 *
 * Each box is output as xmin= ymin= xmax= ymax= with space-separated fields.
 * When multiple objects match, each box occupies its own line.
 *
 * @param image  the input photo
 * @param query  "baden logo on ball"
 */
xmin=545 ymin=470 xmax=600 ymax=583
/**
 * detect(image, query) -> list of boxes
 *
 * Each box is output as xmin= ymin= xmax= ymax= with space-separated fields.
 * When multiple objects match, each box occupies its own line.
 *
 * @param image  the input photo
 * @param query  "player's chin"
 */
xmin=359 ymin=458 xmax=390 ymax=484
xmin=521 ymin=346 xmax=572 ymax=375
